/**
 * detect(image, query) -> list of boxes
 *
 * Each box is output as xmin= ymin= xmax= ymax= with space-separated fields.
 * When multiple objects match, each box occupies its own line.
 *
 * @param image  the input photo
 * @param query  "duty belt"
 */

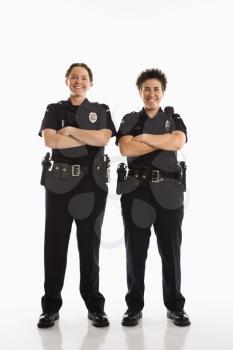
xmin=41 ymin=152 xmax=110 ymax=186
xmin=128 ymin=167 xmax=180 ymax=183
xmin=52 ymin=162 xmax=89 ymax=177
xmin=116 ymin=162 xmax=186 ymax=194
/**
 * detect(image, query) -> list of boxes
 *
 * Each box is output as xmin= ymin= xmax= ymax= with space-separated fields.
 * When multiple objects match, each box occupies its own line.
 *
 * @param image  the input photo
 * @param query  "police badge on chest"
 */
xmin=89 ymin=112 xmax=98 ymax=123
xmin=165 ymin=120 xmax=171 ymax=132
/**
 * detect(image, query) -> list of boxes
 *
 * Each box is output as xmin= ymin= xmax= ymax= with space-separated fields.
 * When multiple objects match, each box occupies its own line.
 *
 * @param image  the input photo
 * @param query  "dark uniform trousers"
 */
xmin=121 ymin=185 xmax=185 ymax=313
xmin=41 ymin=177 xmax=107 ymax=314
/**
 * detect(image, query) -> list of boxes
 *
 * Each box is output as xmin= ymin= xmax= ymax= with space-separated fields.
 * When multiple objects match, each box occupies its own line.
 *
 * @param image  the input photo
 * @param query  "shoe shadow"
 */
xmin=122 ymin=320 xmax=146 ymax=350
xmin=38 ymin=321 xmax=63 ymax=350
xmin=163 ymin=320 xmax=191 ymax=350
xmin=79 ymin=321 xmax=109 ymax=350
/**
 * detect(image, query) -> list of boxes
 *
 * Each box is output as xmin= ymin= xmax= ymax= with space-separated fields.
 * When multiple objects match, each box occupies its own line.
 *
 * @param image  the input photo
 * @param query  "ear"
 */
xmin=65 ymin=79 xmax=68 ymax=86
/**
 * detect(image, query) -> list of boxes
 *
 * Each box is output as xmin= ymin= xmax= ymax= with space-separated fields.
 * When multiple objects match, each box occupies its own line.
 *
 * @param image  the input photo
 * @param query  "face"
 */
xmin=139 ymin=79 xmax=164 ymax=111
xmin=66 ymin=66 xmax=92 ymax=97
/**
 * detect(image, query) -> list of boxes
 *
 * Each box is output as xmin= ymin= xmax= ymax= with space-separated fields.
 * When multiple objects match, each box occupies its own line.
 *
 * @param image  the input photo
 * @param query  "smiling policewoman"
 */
xmin=116 ymin=68 xmax=190 ymax=327
xmin=37 ymin=63 xmax=116 ymax=328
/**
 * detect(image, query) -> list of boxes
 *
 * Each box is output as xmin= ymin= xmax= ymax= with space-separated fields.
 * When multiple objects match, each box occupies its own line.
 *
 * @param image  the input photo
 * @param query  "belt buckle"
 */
xmin=72 ymin=164 xmax=80 ymax=176
xmin=152 ymin=170 xmax=161 ymax=183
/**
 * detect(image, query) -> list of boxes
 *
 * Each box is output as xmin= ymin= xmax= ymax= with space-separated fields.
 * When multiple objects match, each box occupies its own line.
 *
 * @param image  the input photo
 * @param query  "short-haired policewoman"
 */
xmin=116 ymin=68 xmax=190 ymax=327
xmin=38 ymin=63 xmax=116 ymax=328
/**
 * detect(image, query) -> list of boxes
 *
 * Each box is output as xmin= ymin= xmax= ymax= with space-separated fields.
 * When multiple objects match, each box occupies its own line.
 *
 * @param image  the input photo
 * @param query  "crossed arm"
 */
xmin=119 ymin=131 xmax=186 ymax=157
xmin=42 ymin=126 xmax=112 ymax=149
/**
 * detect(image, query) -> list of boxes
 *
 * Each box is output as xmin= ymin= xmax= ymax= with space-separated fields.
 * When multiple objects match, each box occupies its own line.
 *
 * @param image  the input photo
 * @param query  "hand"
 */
xmin=57 ymin=126 xmax=74 ymax=137
xmin=134 ymin=134 xmax=148 ymax=143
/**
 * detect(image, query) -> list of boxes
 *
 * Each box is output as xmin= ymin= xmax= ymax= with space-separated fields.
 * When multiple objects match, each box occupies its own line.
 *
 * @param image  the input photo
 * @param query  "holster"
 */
xmin=94 ymin=154 xmax=110 ymax=183
xmin=116 ymin=163 xmax=127 ymax=194
xmin=40 ymin=152 xmax=52 ymax=186
xmin=177 ymin=161 xmax=187 ymax=191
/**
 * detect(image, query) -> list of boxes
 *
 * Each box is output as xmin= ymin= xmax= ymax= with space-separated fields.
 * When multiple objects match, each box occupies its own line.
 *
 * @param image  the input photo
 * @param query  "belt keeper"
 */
xmin=140 ymin=167 xmax=149 ymax=187
xmin=152 ymin=170 xmax=162 ymax=182
xmin=72 ymin=164 xmax=80 ymax=176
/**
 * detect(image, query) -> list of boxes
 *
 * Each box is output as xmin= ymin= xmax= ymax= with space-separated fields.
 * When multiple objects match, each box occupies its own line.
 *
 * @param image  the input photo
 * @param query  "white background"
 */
xmin=1 ymin=0 xmax=233 ymax=349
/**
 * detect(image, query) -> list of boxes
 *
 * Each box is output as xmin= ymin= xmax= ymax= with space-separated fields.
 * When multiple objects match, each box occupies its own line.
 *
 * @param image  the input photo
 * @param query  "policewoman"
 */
xmin=37 ymin=63 xmax=116 ymax=328
xmin=116 ymin=68 xmax=190 ymax=327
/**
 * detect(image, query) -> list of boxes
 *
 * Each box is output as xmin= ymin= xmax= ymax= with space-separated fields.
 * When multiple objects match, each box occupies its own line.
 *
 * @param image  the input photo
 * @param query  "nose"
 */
xmin=75 ymin=77 xmax=82 ymax=84
xmin=148 ymin=90 xmax=154 ymax=97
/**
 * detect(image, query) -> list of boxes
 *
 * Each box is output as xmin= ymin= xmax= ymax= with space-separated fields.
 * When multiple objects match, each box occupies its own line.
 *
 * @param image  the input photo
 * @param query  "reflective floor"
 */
xmin=1 ymin=302 xmax=232 ymax=350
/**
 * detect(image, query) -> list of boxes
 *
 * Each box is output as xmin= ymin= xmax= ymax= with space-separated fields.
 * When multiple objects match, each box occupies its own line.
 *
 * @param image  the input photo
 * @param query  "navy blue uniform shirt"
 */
xmin=39 ymin=99 xmax=116 ymax=165
xmin=116 ymin=108 xmax=187 ymax=172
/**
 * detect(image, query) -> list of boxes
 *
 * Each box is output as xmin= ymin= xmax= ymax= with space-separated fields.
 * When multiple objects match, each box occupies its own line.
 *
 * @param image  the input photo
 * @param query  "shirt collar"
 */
xmin=141 ymin=106 xmax=163 ymax=118
xmin=67 ymin=97 xmax=88 ymax=107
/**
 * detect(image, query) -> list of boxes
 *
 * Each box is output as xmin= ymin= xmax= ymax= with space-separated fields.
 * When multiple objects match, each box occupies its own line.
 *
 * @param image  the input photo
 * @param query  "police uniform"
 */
xmin=116 ymin=107 xmax=187 ymax=313
xmin=38 ymin=98 xmax=116 ymax=314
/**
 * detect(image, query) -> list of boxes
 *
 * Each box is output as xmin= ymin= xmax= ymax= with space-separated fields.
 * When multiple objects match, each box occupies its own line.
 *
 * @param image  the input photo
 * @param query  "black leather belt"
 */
xmin=52 ymin=162 xmax=89 ymax=177
xmin=128 ymin=167 xmax=179 ymax=183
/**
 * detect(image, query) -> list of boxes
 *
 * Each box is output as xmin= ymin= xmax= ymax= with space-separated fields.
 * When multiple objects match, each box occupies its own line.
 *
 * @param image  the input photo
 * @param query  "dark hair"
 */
xmin=65 ymin=63 xmax=93 ymax=82
xmin=136 ymin=68 xmax=167 ymax=91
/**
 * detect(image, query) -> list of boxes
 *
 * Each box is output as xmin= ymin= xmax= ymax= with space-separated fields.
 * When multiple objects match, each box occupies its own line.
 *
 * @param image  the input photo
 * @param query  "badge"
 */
xmin=89 ymin=112 xmax=98 ymax=123
xmin=165 ymin=120 xmax=171 ymax=132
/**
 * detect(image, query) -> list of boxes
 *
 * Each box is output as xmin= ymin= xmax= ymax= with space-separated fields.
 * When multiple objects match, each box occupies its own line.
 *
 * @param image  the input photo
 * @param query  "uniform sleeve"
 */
xmin=173 ymin=114 xmax=188 ymax=142
xmin=101 ymin=104 xmax=116 ymax=137
xmin=38 ymin=104 xmax=60 ymax=137
xmin=116 ymin=114 xmax=137 ymax=145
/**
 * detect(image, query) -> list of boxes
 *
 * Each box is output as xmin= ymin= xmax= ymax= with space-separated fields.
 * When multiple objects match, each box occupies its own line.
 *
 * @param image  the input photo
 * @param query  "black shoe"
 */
xmin=88 ymin=312 xmax=109 ymax=327
xmin=122 ymin=310 xmax=142 ymax=327
xmin=167 ymin=310 xmax=191 ymax=327
xmin=37 ymin=312 xmax=59 ymax=328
